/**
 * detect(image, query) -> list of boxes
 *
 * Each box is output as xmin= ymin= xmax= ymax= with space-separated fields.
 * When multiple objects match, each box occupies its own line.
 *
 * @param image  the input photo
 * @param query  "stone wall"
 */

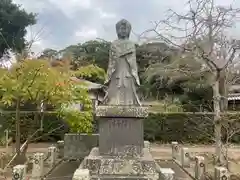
xmin=64 ymin=133 xmax=99 ymax=160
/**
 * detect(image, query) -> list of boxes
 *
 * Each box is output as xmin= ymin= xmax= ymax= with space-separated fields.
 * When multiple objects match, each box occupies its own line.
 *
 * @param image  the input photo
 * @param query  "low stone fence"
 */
xmin=10 ymin=140 xmax=240 ymax=180
xmin=0 ymin=153 xmax=12 ymax=169
xmin=11 ymin=141 xmax=64 ymax=180
xmin=171 ymin=141 xmax=239 ymax=180
xmin=0 ymin=152 xmax=13 ymax=177
xmin=11 ymin=133 xmax=99 ymax=180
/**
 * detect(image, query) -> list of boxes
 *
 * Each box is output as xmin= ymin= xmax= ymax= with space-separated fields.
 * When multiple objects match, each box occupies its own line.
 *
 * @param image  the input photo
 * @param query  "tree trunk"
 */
xmin=219 ymin=70 xmax=228 ymax=111
xmin=212 ymin=77 xmax=223 ymax=165
xmin=15 ymin=98 xmax=21 ymax=164
xmin=21 ymin=104 xmax=40 ymax=159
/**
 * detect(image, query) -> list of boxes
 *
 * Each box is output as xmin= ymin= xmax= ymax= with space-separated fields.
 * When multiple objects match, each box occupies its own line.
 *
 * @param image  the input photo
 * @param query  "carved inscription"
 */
xmin=109 ymin=119 xmax=128 ymax=129
xmin=99 ymin=118 xmax=143 ymax=156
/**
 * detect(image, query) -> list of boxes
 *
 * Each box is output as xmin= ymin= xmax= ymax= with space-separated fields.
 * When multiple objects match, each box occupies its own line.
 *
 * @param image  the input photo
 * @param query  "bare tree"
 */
xmin=142 ymin=0 xmax=240 ymax=165
xmin=221 ymin=115 xmax=240 ymax=170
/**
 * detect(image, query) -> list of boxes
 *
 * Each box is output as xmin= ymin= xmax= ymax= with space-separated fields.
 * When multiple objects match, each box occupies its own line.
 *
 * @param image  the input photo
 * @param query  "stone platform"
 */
xmin=78 ymin=147 xmax=160 ymax=180
xmin=73 ymin=105 xmax=160 ymax=179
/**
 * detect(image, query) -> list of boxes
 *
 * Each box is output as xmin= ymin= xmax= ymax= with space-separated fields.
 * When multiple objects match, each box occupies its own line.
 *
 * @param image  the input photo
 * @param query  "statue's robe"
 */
xmin=103 ymin=39 xmax=141 ymax=106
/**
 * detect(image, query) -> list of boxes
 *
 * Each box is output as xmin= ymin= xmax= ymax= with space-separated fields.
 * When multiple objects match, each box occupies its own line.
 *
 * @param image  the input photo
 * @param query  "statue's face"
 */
xmin=117 ymin=23 xmax=130 ymax=39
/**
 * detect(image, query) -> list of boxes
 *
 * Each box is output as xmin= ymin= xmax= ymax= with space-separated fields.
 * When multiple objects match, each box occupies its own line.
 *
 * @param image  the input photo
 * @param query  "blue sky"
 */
xmin=13 ymin=0 xmax=240 ymax=54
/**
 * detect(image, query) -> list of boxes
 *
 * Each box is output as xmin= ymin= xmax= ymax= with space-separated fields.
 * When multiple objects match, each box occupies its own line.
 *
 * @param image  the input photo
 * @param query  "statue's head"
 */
xmin=116 ymin=19 xmax=131 ymax=39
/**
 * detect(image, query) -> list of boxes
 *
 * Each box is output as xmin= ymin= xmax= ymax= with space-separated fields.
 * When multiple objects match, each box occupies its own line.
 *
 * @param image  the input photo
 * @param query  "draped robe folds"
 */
xmin=103 ymin=39 xmax=141 ymax=106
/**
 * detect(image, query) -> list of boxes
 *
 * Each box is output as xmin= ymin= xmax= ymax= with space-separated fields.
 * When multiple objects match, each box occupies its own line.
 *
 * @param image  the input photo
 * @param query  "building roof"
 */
xmin=228 ymin=93 xmax=240 ymax=101
xmin=70 ymin=77 xmax=105 ymax=90
xmin=229 ymin=85 xmax=240 ymax=93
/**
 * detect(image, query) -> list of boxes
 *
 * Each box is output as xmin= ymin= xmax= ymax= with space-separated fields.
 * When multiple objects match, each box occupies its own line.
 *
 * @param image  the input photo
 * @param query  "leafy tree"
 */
xmin=58 ymin=84 xmax=93 ymax=133
xmin=60 ymin=40 xmax=110 ymax=70
xmin=80 ymin=40 xmax=110 ymax=70
xmin=0 ymin=59 xmax=91 ymax=163
xmin=145 ymin=51 xmax=213 ymax=110
xmin=136 ymin=42 xmax=178 ymax=100
xmin=0 ymin=0 xmax=36 ymax=57
xmin=74 ymin=64 xmax=106 ymax=83
xmin=136 ymin=42 xmax=176 ymax=73
xmin=39 ymin=48 xmax=58 ymax=59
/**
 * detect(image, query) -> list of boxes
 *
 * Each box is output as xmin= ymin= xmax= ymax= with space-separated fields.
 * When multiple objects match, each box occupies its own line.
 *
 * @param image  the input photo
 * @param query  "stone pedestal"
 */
xmin=76 ymin=106 xmax=160 ymax=180
xmin=97 ymin=106 xmax=146 ymax=156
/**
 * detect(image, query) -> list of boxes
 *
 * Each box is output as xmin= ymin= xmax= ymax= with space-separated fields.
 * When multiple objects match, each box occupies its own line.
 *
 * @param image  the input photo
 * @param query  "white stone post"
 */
xmin=12 ymin=165 xmax=26 ymax=180
xmin=159 ymin=168 xmax=175 ymax=180
xmin=215 ymin=167 xmax=229 ymax=180
xmin=171 ymin=141 xmax=179 ymax=160
xmin=57 ymin=140 xmax=64 ymax=158
xmin=144 ymin=141 xmax=150 ymax=152
xmin=181 ymin=147 xmax=190 ymax=167
xmin=30 ymin=153 xmax=44 ymax=180
xmin=72 ymin=169 xmax=90 ymax=180
xmin=194 ymin=156 xmax=205 ymax=180
xmin=48 ymin=146 xmax=57 ymax=167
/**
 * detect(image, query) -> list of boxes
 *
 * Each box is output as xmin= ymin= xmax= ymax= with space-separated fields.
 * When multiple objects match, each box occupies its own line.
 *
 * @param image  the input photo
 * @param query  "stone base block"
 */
xmin=64 ymin=133 xmax=99 ymax=160
xmin=77 ymin=147 xmax=160 ymax=180
xmin=96 ymin=106 xmax=148 ymax=118
xmin=98 ymin=116 xmax=144 ymax=156
xmin=73 ymin=169 xmax=90 ymax=180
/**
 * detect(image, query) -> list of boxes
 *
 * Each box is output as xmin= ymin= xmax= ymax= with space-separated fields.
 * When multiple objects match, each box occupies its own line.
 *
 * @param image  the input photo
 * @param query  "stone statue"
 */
xmin=103 ymin=19 xmax=141 ymax=106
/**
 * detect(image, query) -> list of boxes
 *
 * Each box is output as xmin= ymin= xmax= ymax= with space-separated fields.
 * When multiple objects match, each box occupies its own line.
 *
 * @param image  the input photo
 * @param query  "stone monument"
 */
xmin=76 ymin=19 xmax=160 ymax=180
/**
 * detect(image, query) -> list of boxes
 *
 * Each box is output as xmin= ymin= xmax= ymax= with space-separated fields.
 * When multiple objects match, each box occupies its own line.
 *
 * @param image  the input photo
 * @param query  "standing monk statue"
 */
xmin=103 ymin=19 xmax=141 ymax=106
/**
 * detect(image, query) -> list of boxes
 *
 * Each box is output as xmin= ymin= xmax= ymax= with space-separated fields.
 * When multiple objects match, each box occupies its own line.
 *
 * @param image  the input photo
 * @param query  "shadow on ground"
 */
xmin=45 ymin=160 xmax=82 ymax=180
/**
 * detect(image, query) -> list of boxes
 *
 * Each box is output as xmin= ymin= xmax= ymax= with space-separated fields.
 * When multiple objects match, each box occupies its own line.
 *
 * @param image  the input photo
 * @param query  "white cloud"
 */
xmin=48 ymin=0 xmax=92 ymax=18
xmin=75 ymin=27 xmax=98 ymax=39
xmin=27 ymin=39 xmax=44 ymax=55
xmin=13 ymin=0 xmax=47 ymax=13
xmin=96 ymin=8 xmax=116 ymax=19
xmin=11 ymin=0 xmax=240 ymax=54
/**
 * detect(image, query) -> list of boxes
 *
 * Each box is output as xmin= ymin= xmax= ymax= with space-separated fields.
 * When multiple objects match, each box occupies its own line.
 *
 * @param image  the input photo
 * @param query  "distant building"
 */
xmin=69 ymin=77 xmax=106 ymax=111
xmin=228 ymin=85 xmax=240 ymax=110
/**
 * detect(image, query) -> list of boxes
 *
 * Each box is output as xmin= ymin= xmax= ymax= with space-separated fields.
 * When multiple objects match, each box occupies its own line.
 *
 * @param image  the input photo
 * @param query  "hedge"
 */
xmin=0 ymin=112 xmax=69 ymax=142
xmin=1 ymin=112 xmax=240 ymax=144
xmin=144 ymin=113 xmax=240 ymax=144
